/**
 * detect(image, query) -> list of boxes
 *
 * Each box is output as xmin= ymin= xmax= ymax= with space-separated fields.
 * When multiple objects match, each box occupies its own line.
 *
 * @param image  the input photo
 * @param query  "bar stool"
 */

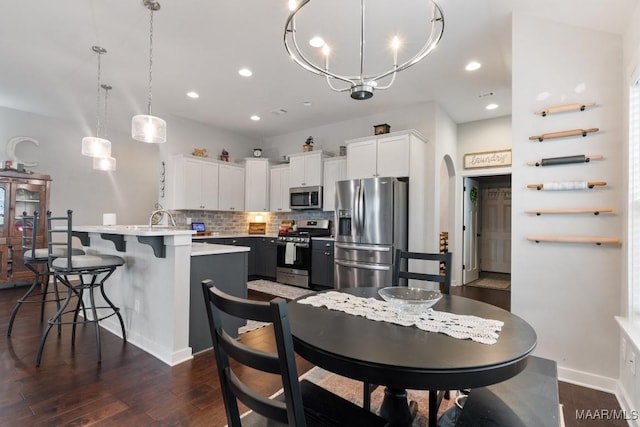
xmin=36 ymin=210 xmax=126 ymax=366
xmin=7 ymin=211 xmax=85 ymax=336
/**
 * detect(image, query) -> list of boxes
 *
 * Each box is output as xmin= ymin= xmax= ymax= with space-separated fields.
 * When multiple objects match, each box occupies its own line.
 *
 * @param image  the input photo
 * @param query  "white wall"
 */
xmin=262 ymin=102 xmax=438 ymax=158
xmin=0 ymin=106 xmax=158 ymax=225
xmin=512 ymin=14 xmax=624 ymax=390
xmin=0 ymin=107 xmax=258 ymax=226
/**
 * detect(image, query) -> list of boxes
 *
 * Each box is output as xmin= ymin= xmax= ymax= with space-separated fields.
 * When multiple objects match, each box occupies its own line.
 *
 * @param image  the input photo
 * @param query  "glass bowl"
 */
xmin=378 ymin=286 xmax=442 ymax=315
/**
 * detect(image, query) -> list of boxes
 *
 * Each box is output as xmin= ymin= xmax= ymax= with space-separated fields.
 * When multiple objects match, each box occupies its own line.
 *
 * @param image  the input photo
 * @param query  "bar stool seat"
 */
xmin=36 ymin=210 xmax=126 ymax=366
xmin=8 ymin=212 xmax=86 ymax=337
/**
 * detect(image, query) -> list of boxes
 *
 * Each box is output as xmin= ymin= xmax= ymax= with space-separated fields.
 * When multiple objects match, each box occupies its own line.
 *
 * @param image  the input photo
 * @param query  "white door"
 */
xmin=463 ymin=177 xmax=480 ymax=284
xmin=480 ymin=187 xmax=511 ymax=273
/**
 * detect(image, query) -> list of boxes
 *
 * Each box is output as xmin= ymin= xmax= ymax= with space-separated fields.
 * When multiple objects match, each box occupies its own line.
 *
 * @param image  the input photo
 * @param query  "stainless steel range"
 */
xmin=276 ymin=219 xmax=331 ymax=288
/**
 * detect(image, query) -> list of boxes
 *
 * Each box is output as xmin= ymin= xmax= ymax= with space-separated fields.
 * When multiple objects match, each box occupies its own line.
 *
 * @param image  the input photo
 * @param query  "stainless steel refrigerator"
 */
xmin=334 ymin=177 xmax=408 ymax=288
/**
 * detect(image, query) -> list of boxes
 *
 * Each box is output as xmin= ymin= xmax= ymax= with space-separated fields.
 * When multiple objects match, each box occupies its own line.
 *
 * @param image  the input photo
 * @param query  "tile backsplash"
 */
xmin=171 ymin=210 xmax=334 ymax=236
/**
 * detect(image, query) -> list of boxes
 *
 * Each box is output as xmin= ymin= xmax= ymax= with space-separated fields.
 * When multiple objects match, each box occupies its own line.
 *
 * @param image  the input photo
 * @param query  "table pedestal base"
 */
xmin=379 ymin=387 xmax=418 ymax=426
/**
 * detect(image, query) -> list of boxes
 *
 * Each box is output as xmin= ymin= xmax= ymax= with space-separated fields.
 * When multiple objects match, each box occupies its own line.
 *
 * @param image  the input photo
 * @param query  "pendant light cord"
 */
xmin=147 ymin=7 xmax=154 ymax=116
xmin=95 ymin=49 xmax=104 ymax=138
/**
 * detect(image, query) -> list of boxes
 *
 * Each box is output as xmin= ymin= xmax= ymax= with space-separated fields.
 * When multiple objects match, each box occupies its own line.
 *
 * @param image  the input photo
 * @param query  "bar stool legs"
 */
xmin=7 ymin=263 xmax=62 ymax=337
xmin=36 ymin=267 xmax=126 ymax=366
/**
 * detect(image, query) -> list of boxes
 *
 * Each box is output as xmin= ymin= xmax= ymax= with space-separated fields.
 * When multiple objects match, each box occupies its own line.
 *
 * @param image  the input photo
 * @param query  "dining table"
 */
xmin=287 ymin=287 xmax=537 ymax=427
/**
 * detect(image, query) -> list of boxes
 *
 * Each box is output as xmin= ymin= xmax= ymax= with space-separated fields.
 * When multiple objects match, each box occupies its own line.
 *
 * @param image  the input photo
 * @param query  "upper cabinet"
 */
xmin=346 ymin=132 xmax=414 ymax=179
xmin=244 ymin=158 xmax=270 ymax=212
xmin=289 ymin=151 xmax=325 ymax=187
xmin=322 ymin=157 xmax=347 ymax=211
xmin=218 ymin=163 xmax=245 ymax=211
xmin=270 ymin=165 xmax=290 ymax=213
xmin=170 ymin=156 xmax=219 ymax=210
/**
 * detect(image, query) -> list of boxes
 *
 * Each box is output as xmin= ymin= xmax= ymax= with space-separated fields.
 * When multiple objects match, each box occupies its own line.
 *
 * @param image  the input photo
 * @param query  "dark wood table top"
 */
xmin=288 ymin=287 xmax=537 ymax=390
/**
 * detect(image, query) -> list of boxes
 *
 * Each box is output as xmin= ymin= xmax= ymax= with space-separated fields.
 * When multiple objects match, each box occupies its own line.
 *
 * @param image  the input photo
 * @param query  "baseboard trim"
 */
xmin=558 ymin=365 xmax=617 ymax=393
xmin=616 ymin=381 xmax=640 ymax=427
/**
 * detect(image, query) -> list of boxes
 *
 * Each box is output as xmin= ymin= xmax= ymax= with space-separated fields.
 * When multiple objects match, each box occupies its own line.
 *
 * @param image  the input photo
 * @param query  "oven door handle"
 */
xmin=335 ymin=260 xmax=391 ymax=271
xmin=335 ymin=244 xmax=391 ymax=252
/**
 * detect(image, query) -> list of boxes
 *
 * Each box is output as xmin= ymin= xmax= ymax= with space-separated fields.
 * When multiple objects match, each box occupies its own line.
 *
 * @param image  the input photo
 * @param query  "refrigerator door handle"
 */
xmin=335 ymin=244 xmax=391 ymax=252
xmin=354 ymin=184 xmax=362 ymax=236
xmin=335 ymin=260 xmax=391 ymax=271
xmin=358 ymin=183 xmax=365 ymax=236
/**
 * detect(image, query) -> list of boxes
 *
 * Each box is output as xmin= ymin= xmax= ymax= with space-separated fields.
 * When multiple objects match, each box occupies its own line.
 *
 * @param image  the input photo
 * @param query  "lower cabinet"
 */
xmin=200 ymin=236 xmax=276 ymax=280
xmin=311 ymin=239 xmax=334 ymax=288
xmin=189 ymin=251 xmax=248 ymax=352
xmin=254 ymin=237 xmax=278 ymax=279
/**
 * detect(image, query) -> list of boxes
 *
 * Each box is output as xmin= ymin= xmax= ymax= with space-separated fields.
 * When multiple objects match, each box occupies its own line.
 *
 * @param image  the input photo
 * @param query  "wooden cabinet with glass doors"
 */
xmin=0 ymin=171 xmax=51 ymax=286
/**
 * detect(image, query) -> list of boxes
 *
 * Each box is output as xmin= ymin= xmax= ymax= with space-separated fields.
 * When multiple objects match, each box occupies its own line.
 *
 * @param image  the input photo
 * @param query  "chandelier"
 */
xmin=284 ymin=0 xmax=444 ymax=100
xmin=132 ymin=0 xmax=166 ymax=143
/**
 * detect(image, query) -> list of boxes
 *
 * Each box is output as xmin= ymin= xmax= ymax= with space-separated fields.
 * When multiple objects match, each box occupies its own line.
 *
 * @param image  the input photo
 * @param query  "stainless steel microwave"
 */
xmin=289 ymin=186 xmax=323 ymax=210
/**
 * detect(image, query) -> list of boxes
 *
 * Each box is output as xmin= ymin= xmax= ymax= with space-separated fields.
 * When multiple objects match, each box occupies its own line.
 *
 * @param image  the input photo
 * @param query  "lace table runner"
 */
xmin=297 ymin=291 xmax=504 ymax=345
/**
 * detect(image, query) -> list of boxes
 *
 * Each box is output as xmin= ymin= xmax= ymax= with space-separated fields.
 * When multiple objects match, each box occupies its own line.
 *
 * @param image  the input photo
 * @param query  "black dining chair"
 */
xmin=364 ymin=249 xmax=452 ymax=427
xmin=201 ymin=279 xmax=389 ymax=427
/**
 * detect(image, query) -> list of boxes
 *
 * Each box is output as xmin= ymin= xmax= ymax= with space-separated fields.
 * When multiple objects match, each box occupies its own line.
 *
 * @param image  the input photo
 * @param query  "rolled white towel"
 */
xmin=541 ymin=181 xmax=589 ymax=190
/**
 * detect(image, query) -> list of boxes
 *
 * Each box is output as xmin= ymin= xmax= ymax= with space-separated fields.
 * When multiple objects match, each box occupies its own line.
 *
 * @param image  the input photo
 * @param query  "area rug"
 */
xmin=240 ymin=280 xmax=316 ymax=335
xmin=302 ymin=366 xmax=457 ymax=426
xmin=247 ymin=279 xmax=316 ymax=300
xmin=467 ymin=273 xmax=511 ymax=290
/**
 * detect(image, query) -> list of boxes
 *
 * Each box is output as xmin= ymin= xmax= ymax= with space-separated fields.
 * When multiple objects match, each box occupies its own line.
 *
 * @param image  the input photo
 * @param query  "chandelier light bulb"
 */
xmin=288 ymin=0 xmax=297 ymax=11
xmin=93 ymin=156 xmax=117 ymax=171
xmin=391 ymin=36 xmax=400 ymax=50
xmin=309 ymin=37 xmax=325 ymax=48
xmin=322 ymin=44 xmax=330 ymax=56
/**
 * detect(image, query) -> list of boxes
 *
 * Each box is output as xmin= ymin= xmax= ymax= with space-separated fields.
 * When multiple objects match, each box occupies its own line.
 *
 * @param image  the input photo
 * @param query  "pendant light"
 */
xmin=82 ymin=46 xmax=112 ymax=157
xmin=94 ymin=84 xmax=117 ymax=171
xmin=132 ymin=0 xmax=166 ymax=143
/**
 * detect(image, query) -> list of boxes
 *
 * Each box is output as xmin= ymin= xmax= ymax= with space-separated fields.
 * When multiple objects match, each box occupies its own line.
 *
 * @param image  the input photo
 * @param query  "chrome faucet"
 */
xmin=148 ymin=209 xmax=176 ymax=229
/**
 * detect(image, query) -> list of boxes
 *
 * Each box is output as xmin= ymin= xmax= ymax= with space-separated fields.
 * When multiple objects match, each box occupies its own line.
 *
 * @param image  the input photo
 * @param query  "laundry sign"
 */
xmin=464 ymin=149 xmax=512 ymax=169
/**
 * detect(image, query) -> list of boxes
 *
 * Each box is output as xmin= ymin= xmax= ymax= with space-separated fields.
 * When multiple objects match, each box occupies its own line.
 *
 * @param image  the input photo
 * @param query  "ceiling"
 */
xmin=0 ymin=0 xmax=636 ymax=141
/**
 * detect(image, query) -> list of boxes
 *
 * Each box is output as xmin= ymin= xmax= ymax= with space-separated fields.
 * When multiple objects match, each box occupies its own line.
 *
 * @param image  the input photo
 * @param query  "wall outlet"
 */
xmin=186 ymin=217 xmax=192 ymax=225
xmin=630 ymin=350 xmax=636 ymax=376
xmin=622 ymin=337 xmax=627 ymax=362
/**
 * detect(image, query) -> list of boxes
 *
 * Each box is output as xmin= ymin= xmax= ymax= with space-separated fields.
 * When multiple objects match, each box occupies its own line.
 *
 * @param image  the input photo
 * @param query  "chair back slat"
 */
xmin=46 ymin=210 xmax=74 ymax=271
xmin=20 ymin=211 xmax=38 ymax=259
xmin=393 ymin=249 xmax=452 ymax=294
xmin=201 ymin=280 xmax=306 ymax=427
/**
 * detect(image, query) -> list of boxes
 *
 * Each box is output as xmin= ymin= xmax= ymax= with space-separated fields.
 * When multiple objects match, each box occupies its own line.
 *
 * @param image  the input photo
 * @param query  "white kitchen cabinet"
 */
xmin=322 ymin=157 xmax=346 ymax=211
xmin=288 ymin=151 xmax=325 ymax=187
xmin=170 ymin=155 xmax=219 ymax=210
xmin=218 ymin=163 xmax=245 ymax=211
xmin=244 ymin=158 xmax=270 ymax=212
xmin=346 ymin=132 xmax=413 ymax=179
xmin=269 ymin=165 xmax=290 ymax=212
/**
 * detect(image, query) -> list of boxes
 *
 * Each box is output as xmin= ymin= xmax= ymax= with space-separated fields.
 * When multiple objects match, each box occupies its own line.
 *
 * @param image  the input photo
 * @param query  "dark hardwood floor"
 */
xmin=0 ymin=283 xmax=624 ymax=426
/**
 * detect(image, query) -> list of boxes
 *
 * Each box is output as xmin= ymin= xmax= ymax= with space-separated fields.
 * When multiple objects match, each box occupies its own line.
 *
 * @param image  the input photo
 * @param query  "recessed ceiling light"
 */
xmin=303 ymin=101 xmax=312 ymax=107
xmin=250 ymin=115 xmax=261 ymax=121
xmin=186 ymin=91 xmax=199 ymax=99
xmin=486 ymin=103 xmax=499 ymax=110
xmin=309 ymin=37 xmax=325 ymax=48
xmin=238 ymin=68 xmax=253 ymax=77
xmin=465 ymin=61 xmax=481 ymax=71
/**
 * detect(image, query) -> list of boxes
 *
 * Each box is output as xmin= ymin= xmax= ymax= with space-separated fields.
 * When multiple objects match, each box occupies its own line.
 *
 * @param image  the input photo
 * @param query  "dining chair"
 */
xmin=201 ymin=279 xmax=389 ymax=427
xmin=36 ymin=210 xmax=126 ymax=366
xmin=364 ymin=249 xmax=452 ymax=426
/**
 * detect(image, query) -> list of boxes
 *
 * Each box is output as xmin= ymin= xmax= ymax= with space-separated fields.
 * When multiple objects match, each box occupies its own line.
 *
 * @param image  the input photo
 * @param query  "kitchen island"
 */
xmin=71 ymin=225 xmax=249 ymax=366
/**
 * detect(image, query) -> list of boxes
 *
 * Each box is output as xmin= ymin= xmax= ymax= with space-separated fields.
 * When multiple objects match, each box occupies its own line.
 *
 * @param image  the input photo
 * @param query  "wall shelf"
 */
xmin=534 ymin=102 xmax=596 ymax=117
xmin=527 ymin=154 xmax=602 ymax=167
xmin=525 ymin=208 xmax=614 ymax=216
xmin=527 ymin=235 xmax=621 ymax=245
xmin=527 ymin=181 xmax=606 ymax=190
xmin=528 ymin=127 xmax=599 ymax=142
